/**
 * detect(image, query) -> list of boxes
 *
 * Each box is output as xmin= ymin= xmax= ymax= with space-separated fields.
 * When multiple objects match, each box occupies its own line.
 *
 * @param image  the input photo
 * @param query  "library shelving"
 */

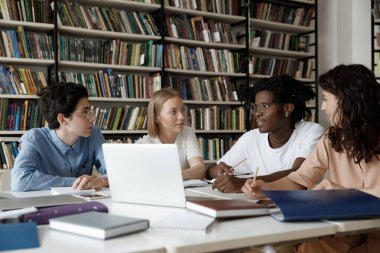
xmin=0 ymin=0 xmax=53 ymax=137
xmin=162 ymin=0 xmax=247 ymax=163
xmin=247 ymin=0 xmax=318 ymax=128
xmin=1 ymin=0 xmax=320 ymax=164
xmin=372 ymin=0 xmax=380 ymax=78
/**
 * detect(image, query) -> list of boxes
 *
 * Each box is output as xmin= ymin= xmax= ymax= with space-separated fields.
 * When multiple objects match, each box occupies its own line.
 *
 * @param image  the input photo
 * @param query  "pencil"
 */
xmin=230 ymin=157 xmax=247 ymax=174
xmin=253 ymin=166 xmax=259 ymax=181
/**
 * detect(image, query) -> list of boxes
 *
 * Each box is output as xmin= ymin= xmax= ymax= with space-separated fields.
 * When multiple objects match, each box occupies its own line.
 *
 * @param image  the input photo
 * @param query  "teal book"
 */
xmin=0 ymin=222 xmax=40 ymax=251
xmin=264 ymin=189 xmax=380 ymax=221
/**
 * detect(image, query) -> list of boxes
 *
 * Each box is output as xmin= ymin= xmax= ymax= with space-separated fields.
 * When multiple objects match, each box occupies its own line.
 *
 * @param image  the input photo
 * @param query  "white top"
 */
xmin=218 ymin=121 xmax=324 ymax=175
xmin=136 ymin=126 xmax=202 ymax=170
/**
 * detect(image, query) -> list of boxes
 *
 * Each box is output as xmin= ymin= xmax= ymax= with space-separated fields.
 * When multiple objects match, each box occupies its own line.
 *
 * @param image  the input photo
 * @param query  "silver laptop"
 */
xmin=102 ymin=143 xmax=186 ymax=208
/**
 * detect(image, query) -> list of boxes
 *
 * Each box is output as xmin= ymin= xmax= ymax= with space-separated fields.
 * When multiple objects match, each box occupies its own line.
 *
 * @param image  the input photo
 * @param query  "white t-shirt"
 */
xmin=218 ymin=121 xmax=324 ymax=176
xmin=136 ymin=126 xmax=202 ymax=170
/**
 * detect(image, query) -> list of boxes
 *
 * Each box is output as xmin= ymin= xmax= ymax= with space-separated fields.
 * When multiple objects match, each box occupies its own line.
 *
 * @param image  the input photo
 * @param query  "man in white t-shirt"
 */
xmin=207 ymin=75 xmax=325 ymax=193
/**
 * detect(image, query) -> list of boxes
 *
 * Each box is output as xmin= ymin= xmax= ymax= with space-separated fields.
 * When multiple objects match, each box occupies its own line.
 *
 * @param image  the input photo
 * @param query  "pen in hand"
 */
xmin=251 ymin=166 xmax=260 ymax=186
xmin=229 ymin=157 xmax=248 ymax=175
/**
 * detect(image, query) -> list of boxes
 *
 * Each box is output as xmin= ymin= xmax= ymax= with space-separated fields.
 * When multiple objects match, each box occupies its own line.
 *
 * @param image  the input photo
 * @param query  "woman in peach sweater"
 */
xmin=243 ymin=64 xmax=380 ymax=253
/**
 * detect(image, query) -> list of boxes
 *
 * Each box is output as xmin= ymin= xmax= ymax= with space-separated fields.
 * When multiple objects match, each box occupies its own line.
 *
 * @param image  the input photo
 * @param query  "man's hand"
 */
xmin=212 ymin=175 xmax=246 ymax=193
xmin=72 ymin=175 xmax=109 ymax=190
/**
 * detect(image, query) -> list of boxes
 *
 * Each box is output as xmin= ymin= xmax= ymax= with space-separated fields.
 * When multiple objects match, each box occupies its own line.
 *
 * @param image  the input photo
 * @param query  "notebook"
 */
xmin=51 ymin=187 xmax=96 ymax=196
xmin=49 ymin=211 xmax=149 ymax=240
xmin=21 ymin=201 xmax=108 ymax=225
xmin=103 ymin=143 xmax=186 ymax=208
xmin=186 ymin=199 xmax=271 ymax=218
xmin=0 ymin=195 xmax=86 ymax=211
xmin=264 ymin=189 xmax=380 ymax=221
xmin=151 ymin=210 xmax=215 ymax=233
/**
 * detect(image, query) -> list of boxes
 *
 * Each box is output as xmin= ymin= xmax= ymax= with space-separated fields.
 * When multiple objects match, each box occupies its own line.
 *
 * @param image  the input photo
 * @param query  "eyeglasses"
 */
xmin=250 ymin=103 xmax=275 ymax=115
xmin=75 ymin=109 xmax=95 ymax=119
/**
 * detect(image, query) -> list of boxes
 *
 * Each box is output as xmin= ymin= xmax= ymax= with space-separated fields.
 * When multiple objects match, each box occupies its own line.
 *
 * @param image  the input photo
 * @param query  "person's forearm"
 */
xmin=257 ymin=168 xmax=297 ymax=183
xmin=182 ymin=165 xmax=205 ymax=180
xmin=266 ymin=177 xmax=306 ymax=190
xmin=205 ymin=164 xmax=219 ymax=179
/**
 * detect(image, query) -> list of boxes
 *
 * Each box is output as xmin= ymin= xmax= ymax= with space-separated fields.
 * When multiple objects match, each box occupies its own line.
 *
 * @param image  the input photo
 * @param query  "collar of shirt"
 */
xmin=50 ymin=129 xmax=81 ymax=155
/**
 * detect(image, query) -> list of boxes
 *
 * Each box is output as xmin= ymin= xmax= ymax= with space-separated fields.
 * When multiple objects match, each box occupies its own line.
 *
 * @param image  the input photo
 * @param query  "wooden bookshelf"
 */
xmin=0 ymin=0 xmax=319 ymax=163
xmin=247 ymin=0 xmax=318 ymax=128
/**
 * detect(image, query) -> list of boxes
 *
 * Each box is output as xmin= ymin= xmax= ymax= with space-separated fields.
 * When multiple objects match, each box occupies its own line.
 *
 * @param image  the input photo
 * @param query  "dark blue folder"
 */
xmin=0 ymin=222 xmax=40 ymax=251
xmin=263 ymin=189 xmax=380 ymax=221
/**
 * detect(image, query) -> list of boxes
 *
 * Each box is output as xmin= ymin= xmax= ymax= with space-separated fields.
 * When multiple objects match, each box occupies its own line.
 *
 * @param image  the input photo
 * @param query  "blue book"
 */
xmin=0 ymin=222 xmax=40 ymax=251
xmin=264 ymin=189 xmax=380 ymax=221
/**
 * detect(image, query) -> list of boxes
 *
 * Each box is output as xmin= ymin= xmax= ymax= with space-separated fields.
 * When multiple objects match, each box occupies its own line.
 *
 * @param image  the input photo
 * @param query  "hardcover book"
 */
xmin=263 ymin=189 xmax=380 ymax=221
xmin=49 ymin=211 xmax=149 ymax=239
xmin=186 ymin=198 xmax=270 ymax=218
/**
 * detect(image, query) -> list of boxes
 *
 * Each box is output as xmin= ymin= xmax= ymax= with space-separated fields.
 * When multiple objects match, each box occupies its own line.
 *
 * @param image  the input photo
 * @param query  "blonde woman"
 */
xmin=136 ymin=88 xmax=205 ymax=180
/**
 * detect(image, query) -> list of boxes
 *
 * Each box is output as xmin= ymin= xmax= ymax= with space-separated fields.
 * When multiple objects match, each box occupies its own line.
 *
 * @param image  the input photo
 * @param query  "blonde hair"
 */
xmin=147 ymin=88 xmax=182 ymax=137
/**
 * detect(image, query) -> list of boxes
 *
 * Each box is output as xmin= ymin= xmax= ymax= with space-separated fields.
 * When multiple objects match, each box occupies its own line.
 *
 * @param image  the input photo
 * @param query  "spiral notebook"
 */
xmin=51 ymin=187 xmax=96 ymax=196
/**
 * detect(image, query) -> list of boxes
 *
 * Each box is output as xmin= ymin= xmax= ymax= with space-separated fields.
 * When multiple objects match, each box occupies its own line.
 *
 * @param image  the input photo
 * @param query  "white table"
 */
xmin=5 ymin=190 xmax=380 ymax=253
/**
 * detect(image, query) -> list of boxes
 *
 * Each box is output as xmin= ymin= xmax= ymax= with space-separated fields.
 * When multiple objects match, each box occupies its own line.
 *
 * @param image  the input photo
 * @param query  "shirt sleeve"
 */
xmin=295 ymin=123 xmax=325 ymax=158
xmin=92 ymin=127 xmax=107 ymax=176
xmin=288 ymin=135 xmax=329 ymax=189
xmin=218 ymin=132 xmax=251 ymax=174
xmin=184 ymin=127 xmax=202 ymax=160
xmin=11 ymin=133 xmax=75 ymax=192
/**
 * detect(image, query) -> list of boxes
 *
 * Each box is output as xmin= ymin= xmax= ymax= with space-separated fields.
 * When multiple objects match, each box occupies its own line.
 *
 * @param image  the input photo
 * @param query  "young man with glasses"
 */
xmin=11 ymin=82 xmax=108 ymax=191
xmin=206 ymin=75 xmax=324 ymax=193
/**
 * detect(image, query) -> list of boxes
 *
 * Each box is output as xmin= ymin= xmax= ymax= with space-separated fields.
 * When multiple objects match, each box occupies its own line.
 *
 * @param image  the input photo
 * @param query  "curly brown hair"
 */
xmin=318 ymin=64 xmax=380 ymax=163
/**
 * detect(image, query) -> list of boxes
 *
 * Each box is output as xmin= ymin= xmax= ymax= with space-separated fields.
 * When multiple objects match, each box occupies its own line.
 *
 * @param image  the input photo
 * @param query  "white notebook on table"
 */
xmin=150 ymin=210 xmax=215 ymax=233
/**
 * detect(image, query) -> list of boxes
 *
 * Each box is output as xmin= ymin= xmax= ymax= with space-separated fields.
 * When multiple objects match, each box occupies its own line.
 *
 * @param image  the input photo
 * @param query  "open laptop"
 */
xmin=102 ymin=144 xmax=186 ymax=208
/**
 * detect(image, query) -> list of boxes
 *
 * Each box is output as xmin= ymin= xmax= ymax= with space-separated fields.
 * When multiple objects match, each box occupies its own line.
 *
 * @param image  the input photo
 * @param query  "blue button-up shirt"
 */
xmin=11 ymin=126 xmax=106 ymax=191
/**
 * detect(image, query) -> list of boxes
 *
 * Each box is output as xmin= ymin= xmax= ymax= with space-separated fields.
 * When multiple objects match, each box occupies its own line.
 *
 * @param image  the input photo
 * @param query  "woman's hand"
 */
xmin=242 ymin=179 xmax=267 ymax=199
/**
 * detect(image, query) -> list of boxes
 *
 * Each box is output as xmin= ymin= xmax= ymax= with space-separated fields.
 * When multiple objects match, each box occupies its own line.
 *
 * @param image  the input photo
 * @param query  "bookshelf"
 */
xmin=0 ymin=0 xmax=320 ymax=164
xmin=0 ymin=1 xmax=52 ymax=137
xmin=162 ymin=1 xmax=247 ymax=163
xmin=247 ymin=0 xmax=318 ymax=127
xmin=372 ymin=0 xmax=380 ymax=78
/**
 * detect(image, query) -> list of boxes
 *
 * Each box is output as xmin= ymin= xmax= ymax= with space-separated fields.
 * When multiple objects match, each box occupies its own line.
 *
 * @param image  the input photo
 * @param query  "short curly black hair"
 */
xmin=37 ymin=82 xmax=88 ymax=129
xmin=241 ymin=74 xmax=316 ymax=128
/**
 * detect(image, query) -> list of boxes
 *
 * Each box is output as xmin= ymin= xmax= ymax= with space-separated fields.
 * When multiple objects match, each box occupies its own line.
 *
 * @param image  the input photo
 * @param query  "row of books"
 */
xmin=93 ymin=105 xmax=147 ymax=131
xmin=188 ymin=106 xmax=245 ymax=131
xmin=166 ymin=15 xmax=238 ymax=44
xmin=92 ymin=105 xmax=245 ymax=131
xmin=374 ymin=52 xmax=380 ymax=76
xmin=0 ymin=99 xmax=44 ymax=131
xmin=250 ymin=3 xmax=315 ymax=27
xmin=166 ymin=76 xmax=239 ymax=102
xmin=198 ymin=136 xmax=237 ymax=161
xmin=57 ymin=1 xmax=159 ymax=35
xmin=0 ymin=141 xmax=19 ymax=169
xmin=165 ymin=44 xmax=242 ymax=73
xmin=0 ymin=0 xmax=52 ymax=23
xmin=0 ymin=66 xmax=47 ymax=95
xmin=372 ymin=0 xmax=380 ymax=19
xmin=165 ymin=0 xmax=239 ymax=16
xmin=59 ymin=36 xmax=163 ymax=67
xmin=0 ymin=27 xmax=54 ymax=59
xmin=106 ymin=136 xmax=238 ymax=161
xmin=250 ymin=29 xmax=309 ymax=52
xmin=57 ymin=70 xmax=161 ymax=99
xmin=249 ymin=56 xmax=314 ymax=79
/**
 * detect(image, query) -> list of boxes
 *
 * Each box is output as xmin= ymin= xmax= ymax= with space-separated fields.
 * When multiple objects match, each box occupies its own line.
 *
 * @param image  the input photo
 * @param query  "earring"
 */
xmin=285 ymin=113 xmax=289 ymax=117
